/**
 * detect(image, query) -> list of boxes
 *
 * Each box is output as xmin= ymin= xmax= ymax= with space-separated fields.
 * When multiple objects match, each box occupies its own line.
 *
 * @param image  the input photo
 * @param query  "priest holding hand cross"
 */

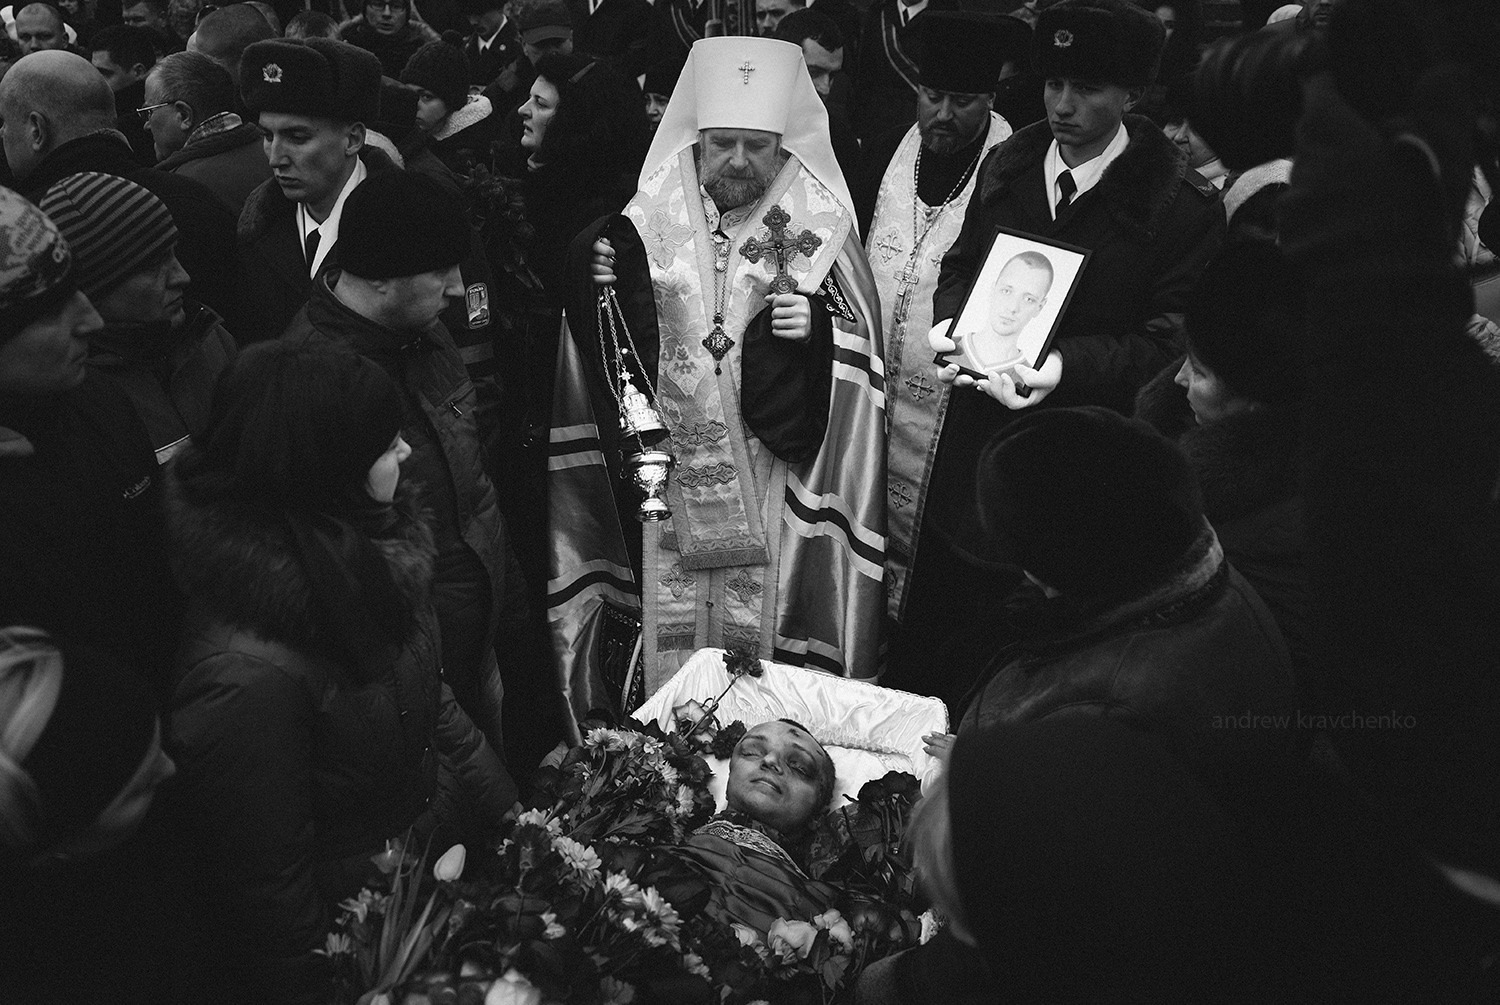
xmin=555 ymin=36 xmax=886 ymax=710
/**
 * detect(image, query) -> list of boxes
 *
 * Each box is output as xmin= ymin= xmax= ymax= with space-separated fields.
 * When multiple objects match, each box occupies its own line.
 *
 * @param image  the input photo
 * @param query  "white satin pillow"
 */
xmin=634 ymin=648 xmax=949 ymax=812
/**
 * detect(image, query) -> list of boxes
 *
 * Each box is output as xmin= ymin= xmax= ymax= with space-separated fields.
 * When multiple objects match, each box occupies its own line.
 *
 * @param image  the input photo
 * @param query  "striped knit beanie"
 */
xmin=37 ymin=173 xmax=178 ymax=301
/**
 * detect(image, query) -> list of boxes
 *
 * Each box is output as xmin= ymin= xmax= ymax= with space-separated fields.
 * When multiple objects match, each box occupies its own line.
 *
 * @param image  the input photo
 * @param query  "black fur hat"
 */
xmin=1033 ymin=0 xmax=1165 ymax=88
xmin=976 ymin=406 xmax=1204 ymax=600
xmin=240 ymin=37 xmax=382 ymax=125
xmin=916 ymin=11 xmax=1031 ymax=95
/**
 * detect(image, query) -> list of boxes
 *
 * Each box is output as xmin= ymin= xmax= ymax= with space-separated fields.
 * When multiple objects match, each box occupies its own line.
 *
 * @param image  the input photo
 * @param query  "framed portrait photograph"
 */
xmin=934 ymin=227 xmax=1091 ymax=382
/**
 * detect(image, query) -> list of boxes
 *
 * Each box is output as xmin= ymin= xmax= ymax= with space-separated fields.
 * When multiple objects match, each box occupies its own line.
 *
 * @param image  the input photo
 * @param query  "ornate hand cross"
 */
xmin=740 ymin=205 xmax=822 ymax=295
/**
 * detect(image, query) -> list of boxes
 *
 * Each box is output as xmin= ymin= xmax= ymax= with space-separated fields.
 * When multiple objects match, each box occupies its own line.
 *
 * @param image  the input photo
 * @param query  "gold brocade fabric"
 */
xmin=867 ymin=115 xmax=1009 ymax=622
xmin=624 ymin=152 xmax=888 ymax=694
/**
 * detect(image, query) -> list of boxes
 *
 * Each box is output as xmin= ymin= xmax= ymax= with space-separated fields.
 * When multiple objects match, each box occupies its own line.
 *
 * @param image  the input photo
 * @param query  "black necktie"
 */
xmin=1057 ymin=170 xmax=1077 ymax=213
xmin=304 ymin=228 xmax=321 ymax=272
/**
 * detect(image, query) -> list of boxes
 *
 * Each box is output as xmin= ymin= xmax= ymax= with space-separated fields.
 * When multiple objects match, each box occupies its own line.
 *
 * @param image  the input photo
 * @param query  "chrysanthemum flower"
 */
xmin=553 ymin=835 xmax=602 ymax=883
xmin=603 ymin=872 xmax=643 ymax=905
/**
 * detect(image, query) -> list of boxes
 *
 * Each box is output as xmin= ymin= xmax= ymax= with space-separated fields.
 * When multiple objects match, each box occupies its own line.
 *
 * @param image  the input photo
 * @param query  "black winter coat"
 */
xmin=926 ymin=116 xmax=1225 ymax=557
xmin=14 ymin=131 xmax=242 ymax=336
xmin=568 ymin=0 xmax=652 ymax=77
xmin=157 ymin=119 xmax=273 ymax=218
xmin=1135 ymin=363 xmax=1309 ymax=676
xmin=86 ymin=303 xmax=238 ymax=465
xmin=282 ymin=275 xmax=533 ymax=757
xmin=464 ymin=21 xmax=521 ymax=87
xmin=167 ymin=482 xmax=512 ymax=1005
xmin=850 ymin=0 xmax=960 ymax=142
xmin=0 ymin=376 xmax=182 ymax=699
xmin=886 ymin=117 xmax=1225 ymax=702
xmin=234 ymin=147 xmax=499 ymax=400
xmin=957 ymin=531 xmax=1301 ymax=803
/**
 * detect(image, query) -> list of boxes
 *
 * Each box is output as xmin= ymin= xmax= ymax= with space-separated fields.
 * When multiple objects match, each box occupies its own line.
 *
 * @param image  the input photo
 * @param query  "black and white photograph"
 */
xmin=935 ymin=225 xmax=1089 ymax=380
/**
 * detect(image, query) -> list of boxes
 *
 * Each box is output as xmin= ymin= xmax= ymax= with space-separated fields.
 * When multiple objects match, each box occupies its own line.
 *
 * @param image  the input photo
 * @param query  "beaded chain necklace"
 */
xmin=703 ymin=201 xmax=757 ymax=376
xmin=887 ymin=140 xmax=985 ymax=383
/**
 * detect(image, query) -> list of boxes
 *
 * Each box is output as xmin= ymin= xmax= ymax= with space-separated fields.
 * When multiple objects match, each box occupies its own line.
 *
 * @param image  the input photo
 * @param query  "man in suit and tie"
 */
xmin=463 ymin=0 xmax=520 ymax=88
xmin=233 ymin=37 xmax=386 ymax=344
xmin=884 ymin=0 xmax=1225 ymax=708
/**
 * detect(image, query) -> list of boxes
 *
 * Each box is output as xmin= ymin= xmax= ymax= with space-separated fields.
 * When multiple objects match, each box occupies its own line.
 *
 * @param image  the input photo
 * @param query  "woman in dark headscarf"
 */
xmin=165 ymin=341 xmax=514 ymax=1005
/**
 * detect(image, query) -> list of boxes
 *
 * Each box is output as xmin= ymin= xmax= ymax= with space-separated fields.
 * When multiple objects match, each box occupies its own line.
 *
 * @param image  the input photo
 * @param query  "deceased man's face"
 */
xmin=726 ymin=720 xmax=830 ymax=833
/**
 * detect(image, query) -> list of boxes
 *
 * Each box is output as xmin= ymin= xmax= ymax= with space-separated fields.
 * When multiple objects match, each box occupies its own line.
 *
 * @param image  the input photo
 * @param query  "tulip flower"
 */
xmin=433 ymin=844 xmax=467 ymax=882
xmin=370 ymin=839 xmax=403 ymax=875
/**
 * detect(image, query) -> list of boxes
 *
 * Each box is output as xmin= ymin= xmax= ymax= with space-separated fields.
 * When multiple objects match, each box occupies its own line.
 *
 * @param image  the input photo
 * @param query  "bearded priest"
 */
xmin=856 ymin=10 xmax=1020 ymax=626
xmin=552 ymin=35 xmax=886 ymax=713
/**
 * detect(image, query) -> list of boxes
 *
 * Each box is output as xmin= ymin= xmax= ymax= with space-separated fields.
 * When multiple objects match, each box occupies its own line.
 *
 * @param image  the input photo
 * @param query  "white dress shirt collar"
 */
xmin=477 ymin=18 xmax=506 ymax=50
xmin=898 ymin=0 xmax=928 ymax=26
xmin=1044 ymin=121 xmax=1128 ymax=219
xmin=296 ymin=158 xmax=367 ymax=277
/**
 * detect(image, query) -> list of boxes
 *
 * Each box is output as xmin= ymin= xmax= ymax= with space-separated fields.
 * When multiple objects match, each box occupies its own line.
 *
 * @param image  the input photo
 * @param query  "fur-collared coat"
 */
xmin=1135 ymin=363 xmax=1308 ymax=674
xmin=886 ymin=116 xmax=1224 ymax=699
xmin=166 ymin=480 xmax=513 ymax=1004
xmin=958 ymin=529 xmax=1301 ymax=803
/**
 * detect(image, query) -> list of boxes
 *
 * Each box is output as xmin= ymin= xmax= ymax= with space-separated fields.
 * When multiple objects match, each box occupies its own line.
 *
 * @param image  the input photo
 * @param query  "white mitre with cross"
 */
xmin=640 ymin=35 xmax=856 ymax=226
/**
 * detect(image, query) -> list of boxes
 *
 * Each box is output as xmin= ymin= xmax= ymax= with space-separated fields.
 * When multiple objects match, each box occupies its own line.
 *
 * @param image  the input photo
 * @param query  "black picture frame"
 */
xmin=933 ymin=225 xmax=1092 ymax=382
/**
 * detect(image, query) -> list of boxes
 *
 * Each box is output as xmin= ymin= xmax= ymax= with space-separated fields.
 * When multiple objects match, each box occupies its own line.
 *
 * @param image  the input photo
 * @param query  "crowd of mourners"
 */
xmin=3 ymin=0 xmax=1500 ymax=1000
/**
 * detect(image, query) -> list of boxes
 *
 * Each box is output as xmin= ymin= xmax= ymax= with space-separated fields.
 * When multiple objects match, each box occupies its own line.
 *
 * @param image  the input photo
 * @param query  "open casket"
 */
xmin=634 ymin=649 xmax=949 ymax=812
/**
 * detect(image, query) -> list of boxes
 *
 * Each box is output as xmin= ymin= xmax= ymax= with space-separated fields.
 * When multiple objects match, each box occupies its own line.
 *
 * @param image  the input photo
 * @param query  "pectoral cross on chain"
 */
xmin=738 ymin=60 xmax=755 ymax=84
xmin=740 ymin=204 xmax=823 ymax=296
xmin=891 ymin=261 xmax=922 ymax=336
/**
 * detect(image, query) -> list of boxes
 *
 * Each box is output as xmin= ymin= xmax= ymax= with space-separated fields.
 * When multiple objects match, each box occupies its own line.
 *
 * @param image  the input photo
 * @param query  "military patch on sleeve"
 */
xmin=466 ymin=283 xmax=490 ymax=329
xmin=818 ymin=272 xmax=857 ymax=323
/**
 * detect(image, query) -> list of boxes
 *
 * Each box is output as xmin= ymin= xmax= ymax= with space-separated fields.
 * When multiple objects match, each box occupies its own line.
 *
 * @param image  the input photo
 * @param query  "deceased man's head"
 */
xmin=725 ymin=718 xmax=836 ymax=833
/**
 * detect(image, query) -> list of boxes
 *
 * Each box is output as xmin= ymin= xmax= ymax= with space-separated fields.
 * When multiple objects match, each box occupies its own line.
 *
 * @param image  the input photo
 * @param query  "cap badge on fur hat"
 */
xmin=263 ymin=62 xmax=282 ymax=83
xmin=1033 ymin=0 xmax=1164 ymax=89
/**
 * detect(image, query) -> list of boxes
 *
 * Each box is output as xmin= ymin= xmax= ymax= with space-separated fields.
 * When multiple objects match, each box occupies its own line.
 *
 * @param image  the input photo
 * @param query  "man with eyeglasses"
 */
xmin=0 ymin=50 xmax=241 ymax=333
xmin=338 ymin=0 xmax=438 ymax=76
xmin=145 ymin=49 xmax=269 ymax=216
